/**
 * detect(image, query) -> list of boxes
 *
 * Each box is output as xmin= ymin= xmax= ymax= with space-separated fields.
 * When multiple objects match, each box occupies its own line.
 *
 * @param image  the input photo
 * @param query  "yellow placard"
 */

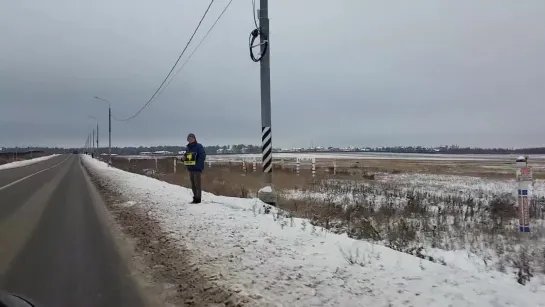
xmin=184 ymin=152 xmax=197 ymax=165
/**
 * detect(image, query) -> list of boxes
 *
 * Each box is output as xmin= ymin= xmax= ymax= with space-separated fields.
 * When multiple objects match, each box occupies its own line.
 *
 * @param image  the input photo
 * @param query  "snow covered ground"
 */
xmin=284 ymin=172 xmax=545 ymax=205
xmin=0 ymin=154 xmax=59 ymax=170
xmin=381 ymin=172 xmax=545 ymax=198
xmin=82 ymin=155 xmax=545 ymax=307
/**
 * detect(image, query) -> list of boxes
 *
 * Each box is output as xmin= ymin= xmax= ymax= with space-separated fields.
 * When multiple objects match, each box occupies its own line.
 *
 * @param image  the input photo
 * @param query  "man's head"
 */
xmin=187 ymin=133 xmax=196 ymax=144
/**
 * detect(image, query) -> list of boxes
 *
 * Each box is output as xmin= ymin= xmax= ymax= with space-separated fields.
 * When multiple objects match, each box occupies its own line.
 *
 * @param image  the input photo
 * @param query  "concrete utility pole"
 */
xmin=94 ymin=96 xmax=112 ymax=165
xmin=92 ymin=129 xmax=95 ymax=157
xmin=108 ymin=107 xmax=111 ymax=162
xmin=96 ymin=122 xmax=99 ymax=155
xmin=89 ymin=116 xmax=99 ymax=158
xmin=255 ymin=0 xmax=277 ymax=205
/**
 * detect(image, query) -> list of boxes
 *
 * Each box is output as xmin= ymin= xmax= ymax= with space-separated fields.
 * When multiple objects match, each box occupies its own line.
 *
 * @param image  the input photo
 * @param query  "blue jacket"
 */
xmin=185 ymin=142 xmax=206 ymax=172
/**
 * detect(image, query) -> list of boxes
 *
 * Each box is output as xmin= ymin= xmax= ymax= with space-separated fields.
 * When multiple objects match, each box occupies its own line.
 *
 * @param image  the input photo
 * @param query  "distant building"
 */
xmin=316 ymin=146 xmax=328 ymax=152
xmin=152 ymin=151 xmax=173 ymax=155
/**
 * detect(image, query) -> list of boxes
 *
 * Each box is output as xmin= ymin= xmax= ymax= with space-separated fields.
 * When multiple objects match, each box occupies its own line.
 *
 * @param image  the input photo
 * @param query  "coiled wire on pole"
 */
xmin=249 ymin=0 xmax=268 ymax=62
xmin=249 ymin=29 xmax=268 ymax=62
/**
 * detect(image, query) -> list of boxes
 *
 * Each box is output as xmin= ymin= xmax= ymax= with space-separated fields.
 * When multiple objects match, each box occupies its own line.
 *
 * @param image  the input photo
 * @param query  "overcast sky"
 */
xmin=1 ymin=0 xmax=544 ymax=148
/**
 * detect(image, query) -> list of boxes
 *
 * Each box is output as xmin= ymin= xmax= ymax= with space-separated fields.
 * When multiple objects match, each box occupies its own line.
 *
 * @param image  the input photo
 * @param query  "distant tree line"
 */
xmin=369 ymin=146 xmax=542 ymax=155
xmin=2 ymin=145 xmax=545 ymax=155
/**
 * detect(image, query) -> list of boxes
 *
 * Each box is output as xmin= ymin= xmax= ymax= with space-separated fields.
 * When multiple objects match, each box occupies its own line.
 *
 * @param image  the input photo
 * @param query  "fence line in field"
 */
xmin=116 ymin=155 xmax=344 ymax=177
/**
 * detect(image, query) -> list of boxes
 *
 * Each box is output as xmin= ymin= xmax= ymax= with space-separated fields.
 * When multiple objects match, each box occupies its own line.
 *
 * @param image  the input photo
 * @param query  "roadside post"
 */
xmin=515 ymin=156 xmax=532 ymax=233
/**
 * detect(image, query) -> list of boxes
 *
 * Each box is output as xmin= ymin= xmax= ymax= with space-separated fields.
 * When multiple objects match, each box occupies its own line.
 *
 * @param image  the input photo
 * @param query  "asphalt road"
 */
xmin=0 ymin=155 xmax=147 ymax=307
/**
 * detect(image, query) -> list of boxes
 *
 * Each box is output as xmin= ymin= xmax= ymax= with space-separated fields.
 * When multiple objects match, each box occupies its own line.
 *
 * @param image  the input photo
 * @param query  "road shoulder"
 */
xmin=81 ymin=159 xmax=244 ymax=306
xmin=80 ymin=160 xmax=165 ymax=307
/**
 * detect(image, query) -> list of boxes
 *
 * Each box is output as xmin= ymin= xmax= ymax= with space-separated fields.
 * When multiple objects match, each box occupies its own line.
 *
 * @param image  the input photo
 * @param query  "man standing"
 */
xmin=181 ymin=133 xmax=206 ymax=204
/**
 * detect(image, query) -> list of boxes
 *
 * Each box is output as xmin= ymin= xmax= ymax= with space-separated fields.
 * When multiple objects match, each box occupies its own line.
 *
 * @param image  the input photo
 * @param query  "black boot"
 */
xmin=190 ymin=197 xmax=201 ymax=204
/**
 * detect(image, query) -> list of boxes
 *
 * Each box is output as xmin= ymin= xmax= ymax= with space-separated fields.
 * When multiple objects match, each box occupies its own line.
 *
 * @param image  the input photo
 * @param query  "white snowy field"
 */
xmin=381 ymin=173 xmax=545 ymax=200
xmin=0 ymin=154 xmax=59 ymax=171
xmin=284 ymin=172 xmax=545 ymax=205
xmin=82 ymin=155 xmax=545 ymax=307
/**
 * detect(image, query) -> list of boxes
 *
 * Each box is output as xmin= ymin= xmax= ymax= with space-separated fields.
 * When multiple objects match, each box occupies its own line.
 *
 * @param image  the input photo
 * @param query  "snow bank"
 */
xmin=82 ymin=155 xmax=545 ymax=307
xmin=0 ymin=154 xmax=59 ymax=170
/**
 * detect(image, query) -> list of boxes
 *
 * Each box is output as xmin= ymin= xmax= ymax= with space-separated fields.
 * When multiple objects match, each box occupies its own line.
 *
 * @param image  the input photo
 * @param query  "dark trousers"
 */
xmin=189 ymin=171 xmax=202 ymax=199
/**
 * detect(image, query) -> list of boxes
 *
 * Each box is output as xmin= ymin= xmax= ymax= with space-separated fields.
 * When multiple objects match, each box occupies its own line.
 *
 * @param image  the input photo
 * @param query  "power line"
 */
xmin=252 ymin=0 xmax=258 ymax=29
xmin=115 ymin=0 xmax=216 ymax=122
xmin=154 ymin=0 xmax=234 ymax=99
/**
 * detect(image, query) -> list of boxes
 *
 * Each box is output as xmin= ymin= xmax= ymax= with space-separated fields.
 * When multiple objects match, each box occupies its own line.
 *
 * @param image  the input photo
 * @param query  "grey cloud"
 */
xmin=1 ymin=0 xmax=544 ymax=148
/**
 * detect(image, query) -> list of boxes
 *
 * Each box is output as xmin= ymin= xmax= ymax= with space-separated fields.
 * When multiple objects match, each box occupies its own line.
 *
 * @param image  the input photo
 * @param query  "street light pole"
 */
xmin=89 ymin=116 xmax=99 ymax=159
xmin=94 ymin=96 xmax=112 ymax=165
xmin=92 ymin=129 xmax=95 ymax=157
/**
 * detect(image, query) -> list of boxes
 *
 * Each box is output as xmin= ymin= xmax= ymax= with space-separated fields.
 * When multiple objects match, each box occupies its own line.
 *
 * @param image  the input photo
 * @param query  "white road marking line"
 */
xmin=0 ymin=156 xmax=70 ymax=192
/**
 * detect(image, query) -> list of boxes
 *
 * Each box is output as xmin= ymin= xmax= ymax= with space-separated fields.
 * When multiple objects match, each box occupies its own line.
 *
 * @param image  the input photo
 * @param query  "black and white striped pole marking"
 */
xmin=261 ymin=126 xmax=272 ymax=173
xmin=258 ymin=126 xmax=277 ymax=204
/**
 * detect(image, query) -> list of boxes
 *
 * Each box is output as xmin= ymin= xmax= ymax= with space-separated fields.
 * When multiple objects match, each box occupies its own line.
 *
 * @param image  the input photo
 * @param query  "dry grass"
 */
xmin=109 ymin=155 xmax=545 ymax=179
xmin=109 ymin=156 xmax=376 ymax=197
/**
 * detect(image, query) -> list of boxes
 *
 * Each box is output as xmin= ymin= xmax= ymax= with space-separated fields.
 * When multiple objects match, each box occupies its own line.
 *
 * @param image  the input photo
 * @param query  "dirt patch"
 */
xmin=88 ymin=170 xmax=252 ymax=306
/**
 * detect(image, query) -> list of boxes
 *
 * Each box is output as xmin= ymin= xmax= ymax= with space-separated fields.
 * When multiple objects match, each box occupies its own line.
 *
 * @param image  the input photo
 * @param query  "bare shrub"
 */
xmin=339 ymin=247 xmax=369 ymax=267
xmin=513 ymin=246 xmax=534 ymax=285
xmin=348 ymin=218 xmax=381 ymax=241
xmin=488 ymin=194 xmax=516 ymax=226
xmin=387 ymin=219 xmax=418 ymax=251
